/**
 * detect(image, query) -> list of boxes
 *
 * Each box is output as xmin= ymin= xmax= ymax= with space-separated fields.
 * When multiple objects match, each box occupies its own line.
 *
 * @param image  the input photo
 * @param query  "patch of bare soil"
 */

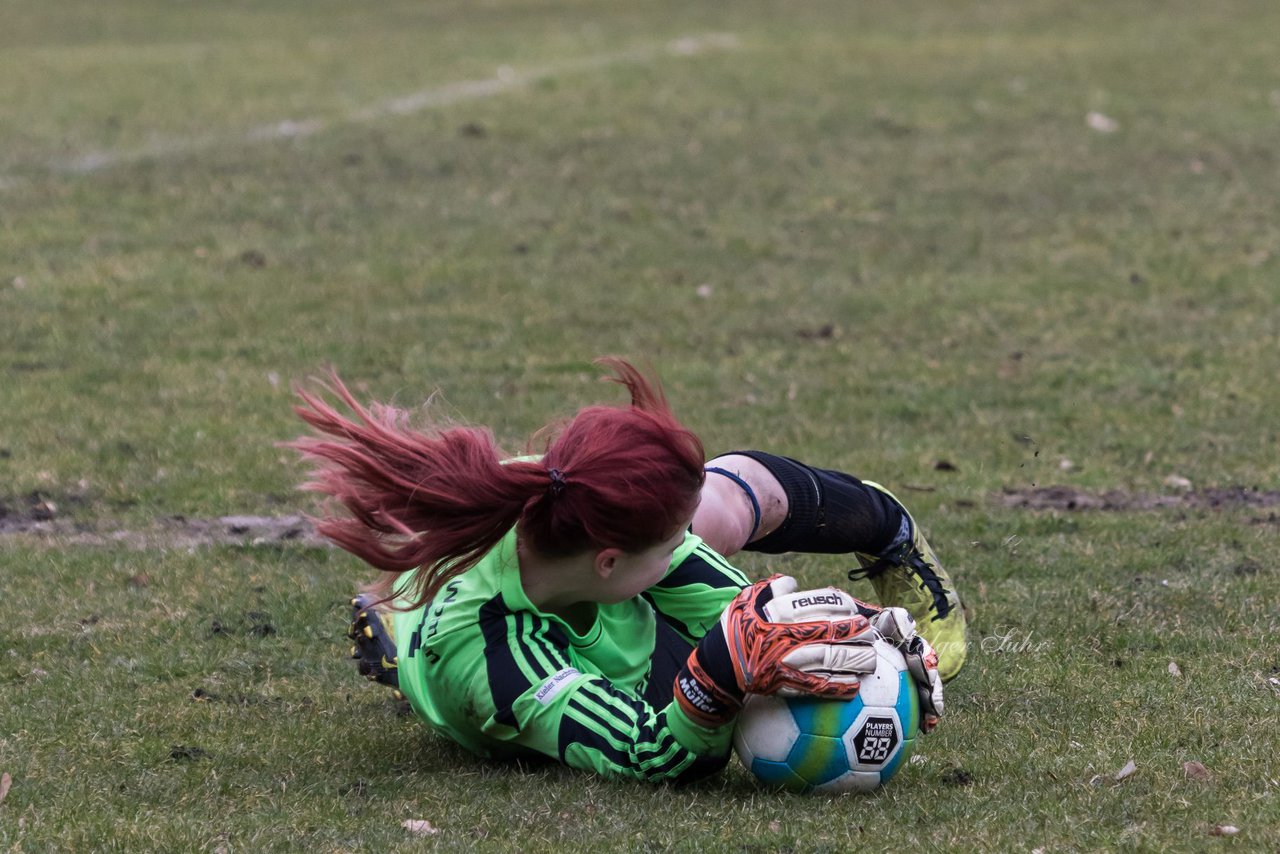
xmin=999 ymin=485 xmax=1280 ymax=513
xmin=5 ymin=484 xmax=1278 ymax=549
xmin=0 ymin=493 xmax=327 ymax=548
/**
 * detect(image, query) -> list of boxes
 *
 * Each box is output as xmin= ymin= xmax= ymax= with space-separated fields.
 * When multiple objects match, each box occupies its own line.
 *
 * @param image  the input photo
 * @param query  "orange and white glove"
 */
xmin=674 ymin=575 xmax=878 ymax=727
xmin=872 ymin=606 xmax=944 ymax=733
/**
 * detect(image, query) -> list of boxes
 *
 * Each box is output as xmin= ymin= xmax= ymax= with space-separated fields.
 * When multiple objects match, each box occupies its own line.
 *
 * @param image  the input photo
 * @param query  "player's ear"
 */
xmin=594 ymin=548 xmax=622 ymax=580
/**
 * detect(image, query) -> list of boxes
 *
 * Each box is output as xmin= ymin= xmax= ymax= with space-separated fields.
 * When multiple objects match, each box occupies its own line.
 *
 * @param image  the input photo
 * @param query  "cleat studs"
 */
xmin=363 ymin=626 xmax=374 ymax=639
xmin=350 ymin=646 xmax=359 ymax=658
xmin=393 ymin=690 xmax=404 ymax=701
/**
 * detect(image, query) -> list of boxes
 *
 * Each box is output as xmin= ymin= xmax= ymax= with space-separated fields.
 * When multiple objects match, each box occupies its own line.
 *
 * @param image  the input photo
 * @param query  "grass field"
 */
xmin=2 ymin=0 xmax=1278 ymax=849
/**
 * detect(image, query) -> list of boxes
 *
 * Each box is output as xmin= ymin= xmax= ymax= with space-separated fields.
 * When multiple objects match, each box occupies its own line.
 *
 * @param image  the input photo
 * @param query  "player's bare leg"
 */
xmin=693 ymin=454 xmax=790 ymax=556
xmin=693 ymin=452 xmax=967 ymax=682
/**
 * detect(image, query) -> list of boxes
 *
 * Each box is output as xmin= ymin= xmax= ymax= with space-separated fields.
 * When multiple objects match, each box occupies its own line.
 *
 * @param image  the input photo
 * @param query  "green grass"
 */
xmin=2 ymin=0 xmax=1279 ymax=849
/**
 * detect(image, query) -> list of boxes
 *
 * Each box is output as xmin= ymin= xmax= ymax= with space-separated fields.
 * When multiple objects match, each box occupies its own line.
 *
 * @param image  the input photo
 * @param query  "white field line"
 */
xmin=42 ymin=33 xmax=738 ymax=177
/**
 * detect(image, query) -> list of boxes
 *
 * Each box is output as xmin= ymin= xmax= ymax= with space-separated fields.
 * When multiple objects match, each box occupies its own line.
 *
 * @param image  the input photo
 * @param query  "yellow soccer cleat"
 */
xmin=849 ymin=482 xmax=967 ymax=682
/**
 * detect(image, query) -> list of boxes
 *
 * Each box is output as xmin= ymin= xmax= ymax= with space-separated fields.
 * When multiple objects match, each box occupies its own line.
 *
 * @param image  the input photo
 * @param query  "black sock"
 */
xmin=727 ymin=451 xmax=906 ymax=556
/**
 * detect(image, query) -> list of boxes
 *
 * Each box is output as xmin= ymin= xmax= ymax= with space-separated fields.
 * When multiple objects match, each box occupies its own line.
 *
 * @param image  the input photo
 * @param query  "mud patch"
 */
xmin=0 ymin=505 xmax=328 ymax=549
xmin=169 ymin=745 xmax=210 ymax=762
xmin=941 ymin=766 xmax=975 ymax=787
xmin=0 ymin=491 xmax=87 ymax=531
xmin=1000 ymin=485 xmax=1280 ymax=512
xmin=157 ymin=514 xmax=324 ymax=547
xmin=7 ymin=484 xmax=1278 ymax=549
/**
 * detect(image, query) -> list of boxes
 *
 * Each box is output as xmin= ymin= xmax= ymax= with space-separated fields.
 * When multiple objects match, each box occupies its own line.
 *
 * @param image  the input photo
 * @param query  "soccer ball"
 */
xmin=732 ymin=638 xmax=920 ymax=793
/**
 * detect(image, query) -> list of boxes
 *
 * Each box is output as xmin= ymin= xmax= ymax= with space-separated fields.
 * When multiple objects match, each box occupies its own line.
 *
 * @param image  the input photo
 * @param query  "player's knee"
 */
xmin=697 ymin=454 xmax=791 ymax=553
xmin=692 ymin=480 xmax=755 ymax=556
xmin=706 ymin=453 xmax=789 ymax=539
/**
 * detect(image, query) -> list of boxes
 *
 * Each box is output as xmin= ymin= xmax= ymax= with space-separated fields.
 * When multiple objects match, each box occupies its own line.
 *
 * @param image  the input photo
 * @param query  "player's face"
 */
xmin=601 ymin=522 xmax=690 ymax=602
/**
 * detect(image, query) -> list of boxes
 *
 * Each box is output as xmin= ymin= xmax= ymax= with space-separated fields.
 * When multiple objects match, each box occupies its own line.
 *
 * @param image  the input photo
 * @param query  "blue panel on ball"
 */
xmin=751 ymin=757 xmax=810 ymax=792
xmin=893 ymin=670 xmax=920 ymax=738
xmin=788 ymin=734 xmax=851 ymax=786
xmin=878 ymin=737 xmax=906 ymax=782
xmin=787 ymin=695 xmax=866 ymax=736
xmin=879 ymin=671 xmax=920 ymax=783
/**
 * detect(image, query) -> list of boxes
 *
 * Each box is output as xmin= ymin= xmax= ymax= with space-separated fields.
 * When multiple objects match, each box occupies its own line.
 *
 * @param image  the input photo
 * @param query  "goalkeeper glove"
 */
xmin=674 ymin=575 xmax=877 ymax=727
xmin=871 ymin=606 xmax=944 ymax=733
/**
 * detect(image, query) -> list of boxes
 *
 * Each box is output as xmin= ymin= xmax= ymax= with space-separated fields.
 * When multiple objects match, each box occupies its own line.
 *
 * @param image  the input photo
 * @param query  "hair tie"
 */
xmin=547 ymin=468 xmax=567 ymax=498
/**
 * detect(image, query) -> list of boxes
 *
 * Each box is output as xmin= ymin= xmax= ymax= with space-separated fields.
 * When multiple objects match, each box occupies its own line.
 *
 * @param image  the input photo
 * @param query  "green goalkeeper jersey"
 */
xmin=389 ymin=526 xmax=749 ymax=782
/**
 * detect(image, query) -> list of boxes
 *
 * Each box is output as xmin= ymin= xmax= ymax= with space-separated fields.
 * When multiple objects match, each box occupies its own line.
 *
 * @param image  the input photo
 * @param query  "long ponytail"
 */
xmin=290 ymin=359 xmax=704 ymax=609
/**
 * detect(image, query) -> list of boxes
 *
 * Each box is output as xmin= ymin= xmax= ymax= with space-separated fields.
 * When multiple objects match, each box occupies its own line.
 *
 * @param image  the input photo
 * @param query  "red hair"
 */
xmin=289 ymin=358 xmax=705 ymax=609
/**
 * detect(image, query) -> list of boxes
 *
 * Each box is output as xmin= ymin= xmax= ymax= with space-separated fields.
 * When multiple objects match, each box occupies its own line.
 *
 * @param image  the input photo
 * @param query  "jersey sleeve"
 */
xmin=471 ymin=594 xmax=733 ymax=782
xmin=641 ymin=536 xmax=750 ymax=646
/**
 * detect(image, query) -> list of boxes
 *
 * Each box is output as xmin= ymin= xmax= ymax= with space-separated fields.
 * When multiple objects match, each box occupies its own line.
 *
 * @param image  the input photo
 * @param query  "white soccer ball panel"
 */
xmin=814 ymin=769 xmax=884 ymax=794
xmin=854 ymin=640 xmax=908 ymax=707
xmin=733 ymin=693 xmax=800 ymax=763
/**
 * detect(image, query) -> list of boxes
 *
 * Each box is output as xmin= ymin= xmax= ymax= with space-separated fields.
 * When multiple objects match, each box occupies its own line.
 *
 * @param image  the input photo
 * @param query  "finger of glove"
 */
xmin=724 ymin=574 xmax=787 ymax=632
xmin=772 ymin=666 xmax=862 ymax=699
xmin=912 ymin=636 xmax=941 ymax=671
xmin=870 ymin=606 xmax=917 ymax=644
xmin=741 ymin=574 xmax=797 ymax=619
xmin=763 ymin=574 xmax=798 ymax=600
xmin=775 ymin=673 xmax=862 ymax=697
xmin=906 ymin=637 xmax=942 ymax=708
xmin=906 ymin=654 xmax=945 ymax=717
xmin=820 ymin=614 xmax=874 ymax=642
xmin=764 ymin=586 xmax=865 ymax=623
xmin=769 ymin=614 xmax=873 ymax=644
xmin=780 ymin=642 xmax=879 ymax=676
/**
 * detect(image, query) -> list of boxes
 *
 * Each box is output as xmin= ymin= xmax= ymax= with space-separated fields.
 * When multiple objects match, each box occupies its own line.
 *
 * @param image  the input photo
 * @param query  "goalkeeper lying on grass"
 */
xmin=290 ymin=358 xmax=963 ymax=782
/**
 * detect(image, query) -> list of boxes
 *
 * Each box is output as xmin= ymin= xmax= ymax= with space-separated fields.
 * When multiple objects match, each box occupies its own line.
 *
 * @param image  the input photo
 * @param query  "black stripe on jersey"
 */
xmin=645 ymin=545 xmax=747 ymax=644
xmin=674 ymin=751 xmax=733 ymax=783
xmin=641 ymin=591 xmax=696 ymax=642
xmin=640 ymin=615 xmax=692 ymax=708
xmin=565 ymin=696 xmax=628 ymax=747
xmin=478 ymin=595 xmax=532 ymax=731
xmin=655 ymin=545 xmax=748 ymax=591
xmin=694 ymin=544 xmax=751 ymax=585
xmin=558 ymin=704 xmax=635 ymax=769
xmin=522 ymin=612 xmax=571 ymax=678
xmin=559 ymin=696 xmax=691 ymax=780
xmin=513 ymin=611 xmax=552 ymax=681
xmin=577 ymin=682 xmax=686 ymax=770
xmin=575 ymin=684 xmax=653 ymax=746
